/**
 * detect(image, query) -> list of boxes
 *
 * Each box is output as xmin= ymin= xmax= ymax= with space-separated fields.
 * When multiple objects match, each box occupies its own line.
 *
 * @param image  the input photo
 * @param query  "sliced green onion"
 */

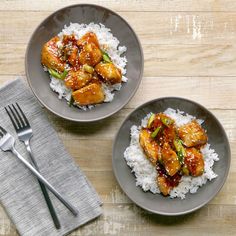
xmin=158 ymin=157 xmax=163 ymax=165
xmin=182 ymin=165 xmax=189 ymax=175
xmin=102 ymin=51 xmax=112 ymax=63
xmin=174 ymin=139 xmax=182 ymax=152
xmin=174 ymin=139 xmax=186 ymax=163
xmin=61 ymin=70 xmax=68 ymax=79
xmin=48 ymin=68 xmax=62 ymax=79
xmin=151 ymin=126 xmax=161 ymax=139
xmin=69 ymin=95 xmax=74 ymax=107
xmin=147 ymin=113 xmax=155 ymax=128
xmin=161 ymin=116 xmax=174 ymax=127
xmin=83 ymin=64 xmax=94 ymax=74
xmin=48 ymin=68 xmax=68 ymax=80
xmin=177 ymin=151 xmax=184 ymax=163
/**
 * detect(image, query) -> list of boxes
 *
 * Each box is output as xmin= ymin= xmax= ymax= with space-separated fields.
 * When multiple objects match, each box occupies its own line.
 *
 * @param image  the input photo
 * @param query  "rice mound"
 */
xmin=124 ymin=108 xmax=219 ymax=199
xmin=48 ymin=22 xmax=127 ymax=110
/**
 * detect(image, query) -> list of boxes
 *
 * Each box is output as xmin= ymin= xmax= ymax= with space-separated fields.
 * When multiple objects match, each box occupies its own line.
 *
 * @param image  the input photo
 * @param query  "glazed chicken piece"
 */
xmin=157 ymin=176 xmax=171 ymax=196
xmin=64 ymin=70 xmax=93 ymax=90
xmin=147 ymin=114 xmax=162 ymax=129
xmin=95 ymin=62 xmax=122 ymax=84
xmin=61 ymin=35 xmax=79 ymax=67
xmin=41 ymin=36 xmax=65 ymax=72
xmin=78 ymin=43 xmax=102 ymax=66
xmin=62 ymin=34 xmax=77 ymax=45
xmin=161 ymin=143 xmax=181 ymax=176
xmin=148 ymin=113 xmax=174 ymax=131
xmin=72 ymin=82 xmax=105 ymax=106
xmin=178 ymin=120 xmax=208 ymax=147
xmin=67 ymin=45 xmax=79 ymax=67
xmin=77 ymin=32 xmax=100 ymax=48
xmin=156 ymin=165 xmax=181 ymax=196
xmin=184 ymin=147 xmax=204 ymax=176
xmin=161 ymin=124 xmax=176 ymax=146
xmin=139 ymin=128 xmax=160 ymax=165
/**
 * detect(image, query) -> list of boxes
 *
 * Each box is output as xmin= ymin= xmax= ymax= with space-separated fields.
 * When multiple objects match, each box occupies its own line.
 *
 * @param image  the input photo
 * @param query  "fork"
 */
xmin=0 ymin=125 xmax=78 ymax=216
xmin=5 ymin=103 xmax=61 ymax=229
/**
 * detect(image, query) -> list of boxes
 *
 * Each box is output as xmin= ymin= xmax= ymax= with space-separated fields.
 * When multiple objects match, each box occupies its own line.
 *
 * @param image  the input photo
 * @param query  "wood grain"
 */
xmin=2 ymin=11 xmax=236 ymax=44
xmin=1 ymin=44 xmax=236 ymax=77
xmin=0 ymin=0 xmax=236 ymax=235
xmin=1 ymin=76 xmax=236 ymax=109
xmin=1 ymin=0 xmax=236 ymax=12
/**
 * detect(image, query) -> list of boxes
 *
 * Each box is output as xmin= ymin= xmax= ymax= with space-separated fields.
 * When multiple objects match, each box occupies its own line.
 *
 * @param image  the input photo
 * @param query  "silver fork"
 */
xmin=0 ymin=125 xmax=78 ymax=216
xmin=5 ymin=103 xmax=61 ymax=229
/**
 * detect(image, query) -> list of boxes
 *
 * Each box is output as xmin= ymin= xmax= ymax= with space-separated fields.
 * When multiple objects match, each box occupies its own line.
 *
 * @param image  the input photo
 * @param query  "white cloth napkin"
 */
xmin=0 ymin=78 xmax=102 ymax=236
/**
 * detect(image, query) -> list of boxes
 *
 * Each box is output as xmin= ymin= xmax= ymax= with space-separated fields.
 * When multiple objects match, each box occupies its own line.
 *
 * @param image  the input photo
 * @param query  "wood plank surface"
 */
xmin=2 ymin=44 xmax=236 ymax=77
xmin=0 ymin=0 xmax=236 ymax=235
xmin=2 ymin=11 xmax=236 ymax=44
xmin=1 ymin=0 xmax=236 ymax=12
xmin=1 ymin=76 xmax=235 ymax=109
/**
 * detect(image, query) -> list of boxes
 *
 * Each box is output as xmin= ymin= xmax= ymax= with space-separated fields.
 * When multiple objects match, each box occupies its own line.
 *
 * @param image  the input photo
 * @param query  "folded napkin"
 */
xmin=0 ymin=78 xmax=102 ymax=236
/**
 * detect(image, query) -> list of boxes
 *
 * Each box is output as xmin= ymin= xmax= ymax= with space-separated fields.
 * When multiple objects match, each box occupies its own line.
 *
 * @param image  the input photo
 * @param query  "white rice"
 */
xmin=48 ymin=22 xmax=127 ymax=109
xmin=124 ymin=108 xmax=219 ymax=199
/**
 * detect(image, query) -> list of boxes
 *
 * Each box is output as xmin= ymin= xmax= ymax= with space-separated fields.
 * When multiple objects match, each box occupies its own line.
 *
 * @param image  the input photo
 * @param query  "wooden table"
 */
xmin=0 ymin=0 xmax=236 ymax=235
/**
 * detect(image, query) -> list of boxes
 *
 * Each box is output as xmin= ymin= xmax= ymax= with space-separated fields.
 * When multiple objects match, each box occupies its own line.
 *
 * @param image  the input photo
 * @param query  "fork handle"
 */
xmin=11 ymin=147 xmax=78 ymax=216
xmin=25 ymin=143 xmax=61 ymax=229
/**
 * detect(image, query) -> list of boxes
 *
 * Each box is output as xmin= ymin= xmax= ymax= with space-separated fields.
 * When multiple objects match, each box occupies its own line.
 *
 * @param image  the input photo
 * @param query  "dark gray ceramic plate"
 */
xmin=112 ymin=97 xmax=231 ymax=215
xmin=25 ymin=4 xmax=143 ymax=122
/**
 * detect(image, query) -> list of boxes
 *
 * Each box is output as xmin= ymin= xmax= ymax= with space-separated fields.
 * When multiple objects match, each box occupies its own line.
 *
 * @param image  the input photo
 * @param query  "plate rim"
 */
xmin=25 ymin=3 xmax=144 ymax=122
xmin=112 ymin=96 xmax=231 ymax=216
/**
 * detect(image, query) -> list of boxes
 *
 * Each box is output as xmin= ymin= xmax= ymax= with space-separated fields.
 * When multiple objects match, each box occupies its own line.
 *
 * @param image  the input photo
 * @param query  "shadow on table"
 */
xmin=146 ymin=212 xmax=197 ymax=225
xmin=134 ymin=203 xmax=200 ymax=226
xmin=44 ymin=107 xmax=126 ymax=137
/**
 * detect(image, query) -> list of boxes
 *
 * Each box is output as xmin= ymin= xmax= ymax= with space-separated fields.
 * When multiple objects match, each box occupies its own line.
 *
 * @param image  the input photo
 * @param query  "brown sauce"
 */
xmin=156 ymin=164 xmax=181 ymax=188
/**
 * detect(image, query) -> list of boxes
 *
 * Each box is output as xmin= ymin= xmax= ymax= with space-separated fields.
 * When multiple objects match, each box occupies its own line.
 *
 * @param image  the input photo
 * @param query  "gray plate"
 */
xmin=25 ymin=4 xmax=143 ymax=122
xmin=112 ymin=97 xmax=231 ymax=216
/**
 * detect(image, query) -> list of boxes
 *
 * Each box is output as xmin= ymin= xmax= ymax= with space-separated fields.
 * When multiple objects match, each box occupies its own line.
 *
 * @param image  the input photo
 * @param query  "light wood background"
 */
xmin=0 ymin=0 xmax=236 ymax=235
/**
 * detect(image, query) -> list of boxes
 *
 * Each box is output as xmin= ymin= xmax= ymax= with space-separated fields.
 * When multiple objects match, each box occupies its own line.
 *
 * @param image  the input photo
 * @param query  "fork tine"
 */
xmin=5 ymin=107 xmax=18 ymax=130
xmin=0 ymin=126 xmax=7 ymax=135
xmin=0 ymin=128 xmax=3 ymax=137
xmin=12 ymin=104 xmax=25 ymax=127
xmin=7 ymin=105 xmax=22 ymax=129
xmin=16 ymin=103 xmax=30 ymax=126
